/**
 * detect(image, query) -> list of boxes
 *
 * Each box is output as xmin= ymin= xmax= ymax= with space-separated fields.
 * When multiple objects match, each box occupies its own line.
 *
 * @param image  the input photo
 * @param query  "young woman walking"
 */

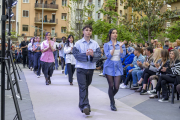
xmin=103 ymin=29 xmax=126 ymax=111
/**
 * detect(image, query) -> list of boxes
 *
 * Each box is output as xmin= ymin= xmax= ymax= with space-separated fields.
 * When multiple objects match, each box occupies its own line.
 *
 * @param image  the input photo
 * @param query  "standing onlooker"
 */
xmin=153 ymin=39 xmax=158 ymax=48
xmin=20 ymin=36 xmax=29 ymax=68
xmin=53 ymin=37 xmax=59 ymax=70
xmin=163 ymin=40 xmax=169 ymax=50
xmin=59 ymin=36 xmax=66 ymax=73
xmin=128 ymin=41 xmax=133 ymax=47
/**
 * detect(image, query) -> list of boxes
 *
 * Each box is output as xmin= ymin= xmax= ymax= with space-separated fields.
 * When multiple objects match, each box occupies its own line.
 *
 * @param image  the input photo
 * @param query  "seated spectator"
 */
xmin=133 ymin=47 xmax=154 ymax=92
xmin=121 ymin=47 xmax=135 ymax=68
xmin=156 ymin=49 xmax=180 ymax=102
xmin=138 ymin=49 xmax=162 ymax=95
xmin=168 ymin=43 xmax=174 ymax=52
xmin=157 ymin=42 xmax=163 ymax=49
xmin=148 ymin=49 xmax=169 ymax=98
xmin=120 ymin=47 xmax=145 ymax=88
xmin=163 ymin=40 xmax=169 ymax=50
xmin=145 ymin=42 xmax=149 ymax=48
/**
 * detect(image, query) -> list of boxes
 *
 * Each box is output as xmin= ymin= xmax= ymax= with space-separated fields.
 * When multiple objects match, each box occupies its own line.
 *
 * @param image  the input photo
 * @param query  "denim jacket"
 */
xmin=132 ymin=54 xmax=145 ymax=70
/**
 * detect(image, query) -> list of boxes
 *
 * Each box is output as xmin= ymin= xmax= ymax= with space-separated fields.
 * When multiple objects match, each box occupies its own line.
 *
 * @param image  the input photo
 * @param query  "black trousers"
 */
xmin=77 ymin=68 xmax=94 ymax=112
xmin=67 ymin=63 xmax=75 ymax=83
xmin=60 ymin=57 xmax=65 ymax=70
xmin=41 ymin=61 xmax=54 ymax=78
xmin=22 ymin=51 xmax=28 ymax=67
xmin=124 ymin=72 xmax=132 ymax=85
xmin=176 ymin=84 xmax=180 ymax=95
xmin=158 ymin=75 xmax=176 ymax=99
xmin=141 ymin=68 xmax=156 ymax=84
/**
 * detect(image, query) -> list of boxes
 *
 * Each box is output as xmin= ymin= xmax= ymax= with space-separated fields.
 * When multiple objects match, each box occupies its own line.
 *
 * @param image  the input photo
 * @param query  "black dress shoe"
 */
xmin=135 ymin=86 xmax=142 ymax=92
xmin=82 ymin=106 xmax=90 ymax=115
xmin=48 ymin=77 xmax=51 ymax=84
xmin=110 ymin=104 xmax=117 ymax=111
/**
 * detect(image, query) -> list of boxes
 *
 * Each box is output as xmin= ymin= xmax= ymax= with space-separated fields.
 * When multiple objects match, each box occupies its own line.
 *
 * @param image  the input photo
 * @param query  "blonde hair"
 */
xmin=157 ymin=42 xmax=162 ymax=48
xmin=169 ymin=43 xmax=174 ymax=48
xmin=153 ymin=49 xmax=162 ymax=63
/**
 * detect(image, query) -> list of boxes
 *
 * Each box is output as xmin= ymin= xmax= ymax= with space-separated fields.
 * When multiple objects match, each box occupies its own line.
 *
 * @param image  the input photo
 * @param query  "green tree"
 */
xmin=164 ymin=21 xmax=180 ymax=42
xmin=122 ymin=0 xmax=175 ymax=42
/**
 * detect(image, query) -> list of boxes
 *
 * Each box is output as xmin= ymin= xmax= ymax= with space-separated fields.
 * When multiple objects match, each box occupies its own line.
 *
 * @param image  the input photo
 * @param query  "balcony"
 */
xmin=7 ymin=16 xmax=16 ymax=22
xmin=170 ymin=9 xmax=180 ymax=19
xmin=34 ymin=18 xmax=58 ymax=25
xmin=34 ymin=3 xmax=58 ymax=11
xmin=168 ymin=0 xmax=180 ymax=4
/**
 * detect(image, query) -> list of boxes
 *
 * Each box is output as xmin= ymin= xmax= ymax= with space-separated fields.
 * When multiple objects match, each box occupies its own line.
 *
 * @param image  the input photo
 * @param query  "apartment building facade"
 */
xmin=169 ymin=0 xmax=180 ymax=21
xmin=10 ymin=0 xmax=69 ymax=41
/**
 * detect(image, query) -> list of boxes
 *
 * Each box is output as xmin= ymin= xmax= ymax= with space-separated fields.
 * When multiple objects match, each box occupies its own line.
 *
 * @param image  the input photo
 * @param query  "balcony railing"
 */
xmin=171 ymin=9 xmax=180 ymax=18
xmin=34 ymin=18 xmax=58 ymax=25
xmin=7 ymin=15 xmax=16 ymax=21
xmin=35 ymin=3 xmax=58 ymax=11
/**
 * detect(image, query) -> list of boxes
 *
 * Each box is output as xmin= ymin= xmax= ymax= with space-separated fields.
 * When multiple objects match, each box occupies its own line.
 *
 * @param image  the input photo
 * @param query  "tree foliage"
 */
xmin=121 ymin=0 xmax=175 ymax=42
xmin=164 ymin=21 xmax=180 ymax=42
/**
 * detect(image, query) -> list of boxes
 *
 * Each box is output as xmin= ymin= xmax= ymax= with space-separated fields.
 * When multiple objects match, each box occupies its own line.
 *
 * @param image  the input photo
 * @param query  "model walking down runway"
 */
xmin=40 ymin=32 xmax=56 ymax=85
xmin=33 ymin=36 xmax=42 ymax=78
xmin=64 ymin=35 xmax=76 ymax=85
xmin=72 ymin=25 xmax=101 ymax=115
xmin=28 ymin=37 xmax=35 ymax=70
xmin=103 ymin=29 xmax=126 ymax=111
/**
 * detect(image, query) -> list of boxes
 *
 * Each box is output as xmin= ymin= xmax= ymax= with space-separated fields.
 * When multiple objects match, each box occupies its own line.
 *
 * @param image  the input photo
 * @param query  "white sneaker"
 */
xmin=120 ymin=83 xmax=124 ymax=88
xmin=121 ymin=85 xmax=127 ymax=89
xmin=37 ymin=75 xmax=40 ymax=78
xmin=99 ymin=73 xmax=103 ymax=76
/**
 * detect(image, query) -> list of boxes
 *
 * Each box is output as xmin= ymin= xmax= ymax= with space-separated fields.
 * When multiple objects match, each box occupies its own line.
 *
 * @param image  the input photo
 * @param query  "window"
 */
xmin=76 ymin=23 xmax=83 ymax=30
xmin=23 ymin=10 xmax=29 ymax=17
xmin=61 ymin=27 xmax=66 ymax=33
xmin=98 ymin=13 xmax=100 ymax=19
xmin=76 ymin=9 xmax=83 ymax=20
xmin=22 ymin=25 xmax=28 ymax=31
xmin=120 ymin=0 xmax=123 ymax=6
xmin=98 ymin=0 xmax=101 ymax=7
xmin=61 ymin=13 xmax=67 ymax=20
xmin=6 ymin=24 xmax=12 ymax=31
xmin=23 ymin=0 xmax=29 ymax=3
xmin=62 ymin=0 xmax=67 ymax=6
xmin=167 ymin=22 xmax=171 ymax=28
xmin=120 ymin=10 xmax=122 ymax=17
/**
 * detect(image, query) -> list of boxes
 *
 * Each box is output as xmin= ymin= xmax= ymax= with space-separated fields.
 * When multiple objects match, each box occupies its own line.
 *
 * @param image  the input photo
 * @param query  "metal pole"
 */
xmin=1 ymin=0 xmax=6 ymax=119
xmin=7 ymin=0 xmax=12 ymax=90
xmin=41 ymin=0 xmax=44 ymax=41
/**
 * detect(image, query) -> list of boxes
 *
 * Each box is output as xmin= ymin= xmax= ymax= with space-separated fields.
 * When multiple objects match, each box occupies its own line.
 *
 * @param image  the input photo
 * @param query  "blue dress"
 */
xmin=103 ymin=41 xmax=126 ymax=76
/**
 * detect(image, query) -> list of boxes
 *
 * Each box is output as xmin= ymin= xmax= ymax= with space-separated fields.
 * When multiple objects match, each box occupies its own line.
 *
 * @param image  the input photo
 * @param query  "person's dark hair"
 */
xmin=45 ymin=32 xmax=51 ymax=39
xmin=82 ymin=25 xmax=93 ymax=31
xmin=82 ymin=25 xmax=93 ymax=37
xmin=134 ymin=47 xmax=142 ymax=53
xmin=66 ymin=35 xmax=75 ymax=47
xmin=62 ymin=36 xmax=66 ymax=40
xmin=165 ymin=40 xmax=169 ymax=43
xmin=145 ymin=42 xmax=149 ymax=46
xmin=31 ymin=37 xmax=35 ymax=46
xmin=146 ymin=46 xmax=153 ymax=53
xmin=108 ymin=29 xmax=117 ymax=41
